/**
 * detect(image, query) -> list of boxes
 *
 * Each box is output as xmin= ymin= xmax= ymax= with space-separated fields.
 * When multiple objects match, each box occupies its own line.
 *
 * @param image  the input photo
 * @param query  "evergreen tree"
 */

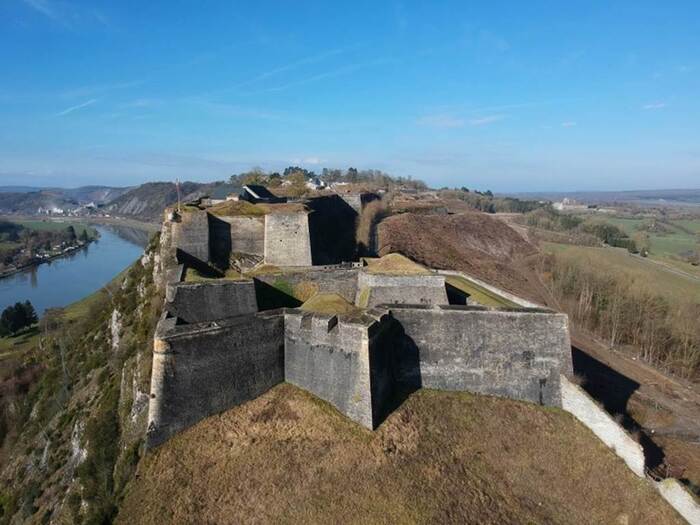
xmin=66 ymin=225 xmax=77 ymax=242
xmin=0 ymin=301 xmax=38 ymax=336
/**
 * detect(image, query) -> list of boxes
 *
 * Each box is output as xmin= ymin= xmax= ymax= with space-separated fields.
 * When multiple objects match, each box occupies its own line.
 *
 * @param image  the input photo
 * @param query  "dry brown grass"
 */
xmin=117 ymin=385 xmax=682 ymax=525
xmin=208 ymin=200 xmax=308 ymax=217
xmin=300 ymin=293 xmax=360 ymax=315
xmin=364 ymin=253 xmax=431 ymax=275
xmin=208 ymin=200 xmax=267 ymax=217
xmin=293 ymin=281 xmax=320 ymax=302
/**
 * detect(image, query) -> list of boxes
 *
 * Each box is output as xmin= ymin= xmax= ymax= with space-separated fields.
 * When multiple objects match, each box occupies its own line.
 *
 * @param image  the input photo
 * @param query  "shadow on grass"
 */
xmin=571 ymin=346 xmax=666 ymax=473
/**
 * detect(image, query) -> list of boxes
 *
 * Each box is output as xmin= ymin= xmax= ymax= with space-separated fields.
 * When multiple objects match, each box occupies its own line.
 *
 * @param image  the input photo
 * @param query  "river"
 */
xmin=0 ymin=225 xmax=150 ymax=316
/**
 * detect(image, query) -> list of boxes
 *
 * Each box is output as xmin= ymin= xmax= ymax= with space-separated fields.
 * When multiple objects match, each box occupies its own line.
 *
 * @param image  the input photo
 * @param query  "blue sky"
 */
xmin=1 ymin=1 xmax=698 ymax=191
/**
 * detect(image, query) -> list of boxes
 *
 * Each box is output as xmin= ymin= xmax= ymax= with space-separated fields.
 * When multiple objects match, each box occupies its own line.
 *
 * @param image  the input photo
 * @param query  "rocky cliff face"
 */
xmin=0 ymin=235 xmax=163 ymax=525
xmin=104 ymin=182 xmax=225 ymax=222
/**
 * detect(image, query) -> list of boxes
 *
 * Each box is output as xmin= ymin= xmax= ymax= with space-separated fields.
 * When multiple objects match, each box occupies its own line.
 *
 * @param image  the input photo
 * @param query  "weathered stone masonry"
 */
xmin=284 ymin=309 xmax=398 ymax=429
xmin=147 ymin=309 xmax=285 ymax=448
xmin=390 ymin=305 xmax=572 ymax=406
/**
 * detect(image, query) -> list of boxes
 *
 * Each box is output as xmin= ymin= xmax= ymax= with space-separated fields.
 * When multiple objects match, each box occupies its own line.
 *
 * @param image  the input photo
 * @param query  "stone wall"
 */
xmin=165 ymin=280 xmax=258 ymax=324
xmin=170 ymin=210 xmax=210 ymax=263
xmin=337 ymin=192 xmax=380 ymax=213
xmin=254 ymin=267 xmax=359 ymax=304
xmin=209 ymin=214 xmax=264 ymax=267
xmin=356 ymin=273 xmax=448 ymax=307
xmin=306 ymin=195 xmax=358 ymax=264
xmin=284 ymin=309 xmax=396 ymax=429
xmin=655 ymin=478 xmax=700 ymax=524
xmin=146 ymin=310 xmax=284 ymax=448
xmin=264 ymin=213 xmax=312 ymax=266
xmin=560 ymin=375 xmax=646 ymax=477
xmin=390 ymin=305 xmax=572 ymax=406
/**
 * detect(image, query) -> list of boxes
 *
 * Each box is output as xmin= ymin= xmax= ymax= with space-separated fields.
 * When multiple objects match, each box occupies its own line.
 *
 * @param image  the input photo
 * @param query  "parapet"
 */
xmin=147 ymin=309 xmax=285 ymax=448
xmin=165 ymin=279 xmax=258 ymax=324
xmin=356 ymin=272 xmax=448 ymax=308
xmin=284 ymin=308 xmax=397 ymax=429
xmin=388 ymin=304 xmax=572 ymax=406
xmin=264 ymin=212 xmax=312 ymax=266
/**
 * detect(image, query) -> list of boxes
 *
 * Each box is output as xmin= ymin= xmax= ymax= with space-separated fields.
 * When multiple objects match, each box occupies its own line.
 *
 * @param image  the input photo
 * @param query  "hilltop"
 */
xmin=117 ymin=384 xmax=681 ymax=525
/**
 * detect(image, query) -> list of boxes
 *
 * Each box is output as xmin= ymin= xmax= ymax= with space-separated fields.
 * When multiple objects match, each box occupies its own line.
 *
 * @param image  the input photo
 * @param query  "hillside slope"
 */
xmin=117 ymin=384 xmax=681 ymax=525
xmin=104 ymin=181 xmax=220 ymax=221
xmin=0 ymin=186 xmax=130 ymax=214
xmin=377 ymin=211 xmax=543 ymax=300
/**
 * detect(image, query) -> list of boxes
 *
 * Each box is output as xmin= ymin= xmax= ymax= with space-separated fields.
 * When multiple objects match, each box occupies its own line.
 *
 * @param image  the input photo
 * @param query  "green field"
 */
xmin=543 ymin=242 xmax=700 ymax=304
xmin=584 ymin=216 xmax=700 ymax=276
xmin=10 ymin=219 xmax=97 ymax=237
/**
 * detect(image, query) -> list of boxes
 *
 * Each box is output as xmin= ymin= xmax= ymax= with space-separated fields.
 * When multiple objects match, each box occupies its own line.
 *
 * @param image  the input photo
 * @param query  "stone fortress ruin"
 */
xmin=146 ymin=187 xmax=574 ymax=448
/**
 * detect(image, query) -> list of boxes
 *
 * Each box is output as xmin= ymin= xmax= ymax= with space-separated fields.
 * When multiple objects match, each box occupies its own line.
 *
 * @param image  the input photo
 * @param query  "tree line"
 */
xmin=437 ymin=188 xmax=545 ymax=213
xmin=0 ymin=301 xmax=38 ymax=336
xmin=523 ymin=208 xmax=640 ymax=252
xmin=541 ymin=254 xmax=699 ymax=380
xmin=229 ymin=166 xmax=428 ymax=192
xmin=0 ymin=222 xmax=94 ymax=269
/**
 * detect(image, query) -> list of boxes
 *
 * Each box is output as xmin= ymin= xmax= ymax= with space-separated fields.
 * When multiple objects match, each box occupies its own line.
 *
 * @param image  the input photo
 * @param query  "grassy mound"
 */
xmin=300 ymin=293 xmax=360 ymax=315
xmin=208 ymin=200 xmax=308 ymax=217
xmin=364 ymin=253 xmax=431 ymax=275
xmin=117 ymin=385 xmax=681 ymax=525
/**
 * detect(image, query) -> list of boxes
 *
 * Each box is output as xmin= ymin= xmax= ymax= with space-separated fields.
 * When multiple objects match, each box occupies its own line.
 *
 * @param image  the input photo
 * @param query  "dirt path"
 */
xmin=628 ymin=252 xmax=700 ymax=283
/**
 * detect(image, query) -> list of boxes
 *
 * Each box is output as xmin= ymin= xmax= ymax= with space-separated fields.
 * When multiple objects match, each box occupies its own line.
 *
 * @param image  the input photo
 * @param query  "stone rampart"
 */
xmin=284 ymin=309 xmax=396 ymax=429
xmin=165 ymin=280 xmax=258 ymax=324
xmin=264 ymin=213 xmax=312 ymax=266
xmin=254 ymin=267 xmax=359 ymax=304
xmin=389 ymin=305 xmax=572 ymax=406
xmin=146 ymin=309 xmax=285 ymax=448
xmin=356 ymin=273 xmax=448 ymax=307
xmin=170 ymin=210 xmax=210 ymax=263
xmin=560 ymin=375 xmax=646 ymax=477
xmin=209 ymin=215 xmax=264 ymax=267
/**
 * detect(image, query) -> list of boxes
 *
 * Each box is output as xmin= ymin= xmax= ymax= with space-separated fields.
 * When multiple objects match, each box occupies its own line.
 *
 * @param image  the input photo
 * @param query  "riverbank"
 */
xmin=0 ymin=239 xmax=94 ymax=279
xmin=1 ymin=214 xmax=160 ymax=233
xmin=0 ymin=225 xmax=145 ymax=315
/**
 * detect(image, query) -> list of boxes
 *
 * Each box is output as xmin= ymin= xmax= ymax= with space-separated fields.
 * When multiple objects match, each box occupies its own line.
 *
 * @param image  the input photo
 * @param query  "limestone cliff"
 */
xmin=0 ymin=235 xmax=163 ymax=525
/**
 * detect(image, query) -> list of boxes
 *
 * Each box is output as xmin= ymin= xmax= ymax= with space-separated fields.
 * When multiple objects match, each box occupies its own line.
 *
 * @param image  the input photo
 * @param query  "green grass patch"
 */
xmin=542 ymin=242 xmax=700 ymax=304
xmin=11 ymin=219 xmax=97 ymax=238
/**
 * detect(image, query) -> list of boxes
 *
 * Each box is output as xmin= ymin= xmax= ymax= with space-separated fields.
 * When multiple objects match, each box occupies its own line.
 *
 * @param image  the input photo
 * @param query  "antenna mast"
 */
xmin=176 ymin=178 xmax=181 ymax=212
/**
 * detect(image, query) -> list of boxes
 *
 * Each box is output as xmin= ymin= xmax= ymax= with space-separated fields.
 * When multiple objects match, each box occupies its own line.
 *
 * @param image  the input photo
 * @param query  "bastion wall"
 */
xmin=170 ymin=211 xmax=210 ymax=263
xmin=356 ymin=273 xmax=448 ymax=308
xmin=254 ymin=267 xmax=360 ymax=305
xmin=284 ymin=309 xmax=398 ymax=429
xmin=147 ymin=309 xmax=285 ymax=448
xmin=389 ymin=305 xmax=572 ymax=406
xmin=209 ymin=215 xmax=264 ymax=267
xmin=165 ymin=280 xmax=258 ymax=324
xmin=264 ymin=213 xmax=313 ymax=266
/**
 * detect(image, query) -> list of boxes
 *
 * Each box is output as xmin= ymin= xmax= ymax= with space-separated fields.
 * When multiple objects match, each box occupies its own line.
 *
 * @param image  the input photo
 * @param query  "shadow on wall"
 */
xmin=307 ymin=195 xmax=358 ymax=264
xmin=176 ymin=249 xmax=222 ymax=278
xmin=374 ymin=324 xmax=422 ymax=427
xmin=572 ymin=346 xmax=665 ymax=472
xmin=445 ymin=283 xmax=469 ymax=305
xmin=253 ymin=278 xmax=302 ymax=310
xmin=208 ymin=214 xmax=232 ymax=269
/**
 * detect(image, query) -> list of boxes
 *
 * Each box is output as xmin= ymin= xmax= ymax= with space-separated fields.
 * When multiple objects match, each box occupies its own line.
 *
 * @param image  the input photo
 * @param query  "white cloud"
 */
xmin=291 ymin=157 xmax=325 ymax=165
xmin=20 ymin=0 xmax=108 ymax=27
xmin=417 ymin=114 xmax=465 ymax=128
xmin=21 ymin=0 xmax=57 ymax=20
xmin=54 ymin=98 xmax=97 ymax=117
xmin=561 ymin=121 xmax=577 ymax=127
xmin=469 ymin=115 xmax=505 ymax=126
xmin=642 ymin=102 xmax=666 ymax=110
